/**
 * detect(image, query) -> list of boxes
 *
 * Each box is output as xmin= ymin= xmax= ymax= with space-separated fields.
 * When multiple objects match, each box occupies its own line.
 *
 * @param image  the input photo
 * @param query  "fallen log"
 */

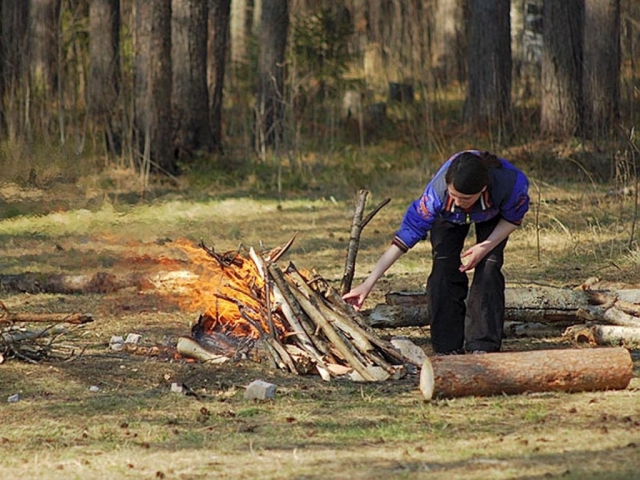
xmin=2 ymin=312 xmax=94 ymax=325
xmin=419 ymin=347 xmax=633 ymax=400
xmin=564 ymin=324 xmax=640 ymax=346
xmin=367 ymin=287 xmax=640 ymax=328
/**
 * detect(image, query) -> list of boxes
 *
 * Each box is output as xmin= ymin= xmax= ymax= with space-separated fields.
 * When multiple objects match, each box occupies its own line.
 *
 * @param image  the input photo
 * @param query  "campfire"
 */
xmin=171 ymin=237 xmax=415 ymax=382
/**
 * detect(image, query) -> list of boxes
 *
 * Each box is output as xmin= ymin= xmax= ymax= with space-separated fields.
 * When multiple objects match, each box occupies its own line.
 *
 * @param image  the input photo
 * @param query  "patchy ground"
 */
xmin=1 ymin=169 xmax=640 ymax=479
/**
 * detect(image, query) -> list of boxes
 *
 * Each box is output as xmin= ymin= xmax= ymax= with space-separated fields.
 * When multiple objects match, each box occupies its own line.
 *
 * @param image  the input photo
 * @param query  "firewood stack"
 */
xmin=178 ymin=241 xmax=416 ymax=382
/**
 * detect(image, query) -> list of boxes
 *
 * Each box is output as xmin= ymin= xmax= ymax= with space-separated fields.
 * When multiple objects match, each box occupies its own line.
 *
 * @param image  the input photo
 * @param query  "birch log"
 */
xmin=419 ymin=347 xmax=633 ymax=400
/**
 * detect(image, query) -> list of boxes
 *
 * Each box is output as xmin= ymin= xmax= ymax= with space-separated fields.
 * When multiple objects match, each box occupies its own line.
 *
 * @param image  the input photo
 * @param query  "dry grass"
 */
xmin=1 ymin=140 xmax=639 ymax=479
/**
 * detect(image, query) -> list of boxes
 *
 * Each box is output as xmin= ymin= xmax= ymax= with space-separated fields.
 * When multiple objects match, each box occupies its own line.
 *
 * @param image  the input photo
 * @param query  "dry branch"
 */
xmin=339 ymin=190 xmax=390 ymax=295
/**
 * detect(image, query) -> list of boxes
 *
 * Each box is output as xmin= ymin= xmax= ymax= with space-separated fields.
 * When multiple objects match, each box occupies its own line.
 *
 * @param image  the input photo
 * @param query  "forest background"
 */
xmin=1 ymin=1 xmax=640 ymax=479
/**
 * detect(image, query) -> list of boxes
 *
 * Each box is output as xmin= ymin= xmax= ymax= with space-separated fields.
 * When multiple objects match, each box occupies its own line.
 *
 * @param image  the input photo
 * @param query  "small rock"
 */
xmin=125 ymin=333 xmax=142 ymax=345
xmin=244 ymin=380 xmax=277 ymax=400
xmin=110 ymin=336 xmax=125 ymax=351
xmin=89 ymin=386 xmax=100 ymax=392
xmin=171 ymin=383 xmax=185 ymax=394
xmin=391 ymin=337 xmax=427 ymax=365
xmin=7 ymin=394 xmax=21 ymax=403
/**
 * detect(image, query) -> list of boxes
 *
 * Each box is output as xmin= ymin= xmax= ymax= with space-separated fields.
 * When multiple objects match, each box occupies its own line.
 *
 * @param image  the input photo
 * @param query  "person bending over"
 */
xmin=342 ymin=150 xmax=530 ymax=355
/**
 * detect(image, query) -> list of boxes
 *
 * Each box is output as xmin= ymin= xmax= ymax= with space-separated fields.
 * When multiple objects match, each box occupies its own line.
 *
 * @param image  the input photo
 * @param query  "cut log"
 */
xmin=368 ymin=287 xmax=640 ymax=328
xmin=176 ymin=337 xmax=230 ymax=364
xmin=564 ymin=324 xmax=640 ymax=346
xmin=419 ymin=347 xmax=633 ymax=400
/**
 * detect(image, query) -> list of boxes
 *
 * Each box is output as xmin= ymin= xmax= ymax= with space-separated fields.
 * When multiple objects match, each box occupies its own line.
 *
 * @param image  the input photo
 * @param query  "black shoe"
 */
xmin=435 ymin=348 xmax=465 ymax=356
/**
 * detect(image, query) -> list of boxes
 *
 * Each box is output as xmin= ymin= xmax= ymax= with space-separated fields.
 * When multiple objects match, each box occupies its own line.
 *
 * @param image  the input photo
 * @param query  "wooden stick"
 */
xmin=288 ymin=268 xmax=375 ymax=355
xmin=284 ymin=276 xmax=378 ymax=381
xmin=266 ymin=262 xmax=334 ymax=360
xmin=0 ymin=311 xmax=94 ymax=325
xmin=340 ymin=189 xmax=369 ymax=295
xmin=309 ymin=277 xmax=422 ymax=367
xmin=250 ymin=249 xmax=333 ymax=380
xmin=339 ymin=193 xmax=391 ymax=296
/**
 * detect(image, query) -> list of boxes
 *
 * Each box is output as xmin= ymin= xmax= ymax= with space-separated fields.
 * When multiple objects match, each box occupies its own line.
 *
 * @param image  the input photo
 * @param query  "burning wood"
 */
xmin=175 ymin=239 xmax=416 ymax=381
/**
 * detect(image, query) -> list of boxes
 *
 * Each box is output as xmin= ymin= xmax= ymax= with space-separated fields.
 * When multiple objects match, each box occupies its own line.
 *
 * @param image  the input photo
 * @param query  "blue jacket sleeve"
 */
xmin=500 ymin=169 xmax=530 ymax=225
xmin=394 ymin=181 xmax=444 ymax=251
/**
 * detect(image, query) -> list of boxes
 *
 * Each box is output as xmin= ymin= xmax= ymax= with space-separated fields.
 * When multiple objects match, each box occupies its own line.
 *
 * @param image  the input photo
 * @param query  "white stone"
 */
xmin=244 ymin=380 xmax=277 ymax=400
xmin=391 ymin=337 xmax=428 ymax=365
xmin=124 ymin=333 xmax=142 ymax=345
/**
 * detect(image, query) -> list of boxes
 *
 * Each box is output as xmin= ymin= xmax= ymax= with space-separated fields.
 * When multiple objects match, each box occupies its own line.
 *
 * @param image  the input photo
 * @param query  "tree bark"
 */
xmin=134 ymin=0 xmax=175 ymax=174
xmin=540 ymin=0 xmax=584 ymax=136
xmin=432 ymin=0 xmax=468 ymax=86
xmin=29 ymin=0 xmax=61 ymax=94
xmin=419 ymin=347 xmax=633 ymax=399
xmin=340 ymin=189 xmax=369 ymax=295
xmin=89 ymin=0 xmax=121 ymax=154
xmin=465 ymin=0 xmax=511 ymax=128
xmin=208 ymin=0 xmax=231 ymax=153
xmin=254 ymin=0 xmax=289 ymax=155
xmin=172 ymin=0 xmax=213 ymax=160
xmin=583 ymin=0 xmax=620 ymax=139
xmin=367 ymin=287 xmax=640 ymax=328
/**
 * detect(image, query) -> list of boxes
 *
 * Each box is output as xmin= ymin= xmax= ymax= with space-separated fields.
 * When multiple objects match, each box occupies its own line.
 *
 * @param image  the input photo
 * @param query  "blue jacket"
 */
xmin=393 ymin=151 xmax=530 ymax=251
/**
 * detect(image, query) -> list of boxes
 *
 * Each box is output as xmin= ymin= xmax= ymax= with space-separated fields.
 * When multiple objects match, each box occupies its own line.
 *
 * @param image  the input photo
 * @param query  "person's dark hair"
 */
xmin=445 ymin=151 xmax=501 ymax=194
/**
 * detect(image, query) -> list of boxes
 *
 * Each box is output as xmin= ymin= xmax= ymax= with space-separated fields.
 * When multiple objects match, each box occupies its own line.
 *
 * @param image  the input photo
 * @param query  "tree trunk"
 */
xmin=432 ymin=0 xmax=468 ymax=86
xmin=230 ymin=0 xmax=254 ymax=64
xmin=465 ymin=0 xmax=511 ymax=128
xmin=208 ymin=0 xmax=231 ymax=153
xmin=28 ymin=0 xmax=62 ymax=137
xmin=29 ymin=0 xmax=61 ymax=93
xmin=89 ymin=0 xmax=121 ymax=155
xmin=134 ymin=0 xmax=174 ymax=175
xmin=540 ymin=0 xmax=584 ymax=136
xmin=172 ymin=0 xmax=212 ymax=162
xmin=1 ymin=2 xmax=29 ymax=140
xmin=583 ymin=0 xmax=620 ymax=139
xmin=419 ymin=347 xmax=633 ymax=399
xmin=254 ymin=0 xmax=289 ymax=155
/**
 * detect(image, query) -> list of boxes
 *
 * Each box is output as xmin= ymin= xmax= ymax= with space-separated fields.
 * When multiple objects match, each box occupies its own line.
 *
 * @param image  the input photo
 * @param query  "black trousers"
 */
xmin=426 ymin=216 xmax=507 ymax=353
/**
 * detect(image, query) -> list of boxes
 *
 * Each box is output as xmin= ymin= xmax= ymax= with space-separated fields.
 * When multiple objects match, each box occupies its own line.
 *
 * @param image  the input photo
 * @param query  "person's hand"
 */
xmin=342 ymin=282 xmax=373 ymax=311
xmin=459 ymin=242 xmax=492 ymax=272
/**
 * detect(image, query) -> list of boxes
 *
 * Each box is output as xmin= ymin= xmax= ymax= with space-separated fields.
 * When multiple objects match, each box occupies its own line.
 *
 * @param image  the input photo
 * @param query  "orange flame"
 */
xmin=170 ymin=238 xmax=286 ymax=341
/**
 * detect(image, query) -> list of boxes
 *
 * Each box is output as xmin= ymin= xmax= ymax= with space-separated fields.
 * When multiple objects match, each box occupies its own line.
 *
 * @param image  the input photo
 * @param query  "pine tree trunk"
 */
xmin=583 ymin=0 xmax=620 ymax=139
xmin=208 ymin=0 xmax=231 ymax=153
xmin=465 ymin=0 xmax=511 ymax=128
xmin=1 ymin=2 xmax=29 ymax=140
xmin=134 ymin=0 xmax=174 ymax=174
xmin=432 ymin=0 xmax=468 ymax=86
xmin=540 ymin=0 xmax=584 ymax=136
xmin=172 ymin=0 xmax=213 ymax=160
xmin=89 ymin=0 xmax=121 ymax=155
xmin=254 ymin=0 xmax=289 ymax=154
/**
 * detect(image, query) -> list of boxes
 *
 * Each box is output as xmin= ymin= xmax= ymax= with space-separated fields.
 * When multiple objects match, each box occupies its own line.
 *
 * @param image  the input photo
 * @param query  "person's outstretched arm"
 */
xmin=342 ymin=244 xmax=405 ymax=310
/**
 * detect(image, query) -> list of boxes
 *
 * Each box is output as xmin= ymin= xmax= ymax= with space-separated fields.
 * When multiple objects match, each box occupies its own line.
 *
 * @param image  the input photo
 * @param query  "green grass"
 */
xmin=1 ymin=136 xmax=640 ymax=478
